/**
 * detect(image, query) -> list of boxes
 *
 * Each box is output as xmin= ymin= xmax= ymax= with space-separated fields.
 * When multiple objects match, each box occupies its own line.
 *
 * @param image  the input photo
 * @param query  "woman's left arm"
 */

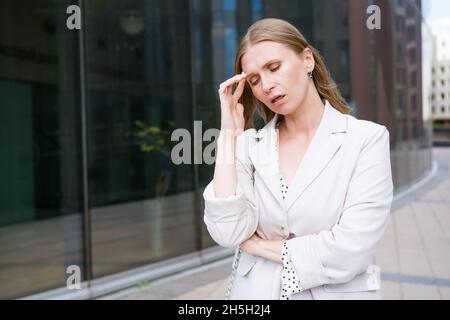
xmin=240 ymin=233 xmax=284 ymax=264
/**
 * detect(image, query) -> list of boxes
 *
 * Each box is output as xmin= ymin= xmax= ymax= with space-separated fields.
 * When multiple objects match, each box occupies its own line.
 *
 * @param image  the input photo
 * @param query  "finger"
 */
xmin=218 ymin=73 xmax=246 ymax=93
xmin=222 ymin=77 xmax=246 ymax=102
xmin=232 ymin=77 xmax=246 ymax=101
xmin=236 ymin=103 xmax=244 ymax=116
xmin=231 ymin=102 xmax=242 ymax=116
xmin=220 ymin=73 xmax=246 ymax=89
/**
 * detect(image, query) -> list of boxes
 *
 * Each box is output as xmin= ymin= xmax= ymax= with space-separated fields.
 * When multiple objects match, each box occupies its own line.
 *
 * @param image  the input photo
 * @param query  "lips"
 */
xmin=271 ymin=95 xmax=285 ymax=104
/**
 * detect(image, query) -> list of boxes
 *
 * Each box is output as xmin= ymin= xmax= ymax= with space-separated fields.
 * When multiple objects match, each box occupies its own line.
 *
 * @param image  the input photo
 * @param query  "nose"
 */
xmin=261 ymin=76 xmax=275 ymax=94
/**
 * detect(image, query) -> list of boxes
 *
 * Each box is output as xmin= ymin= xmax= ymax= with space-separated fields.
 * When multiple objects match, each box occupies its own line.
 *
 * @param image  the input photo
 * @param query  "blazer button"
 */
xmin=288 ymin=232 xmax=296 ymax=239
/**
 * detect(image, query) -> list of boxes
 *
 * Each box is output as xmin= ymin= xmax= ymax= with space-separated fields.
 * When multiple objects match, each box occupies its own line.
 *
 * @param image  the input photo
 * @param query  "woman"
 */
xmin=203 ymin=18 xmax=393 ymax=300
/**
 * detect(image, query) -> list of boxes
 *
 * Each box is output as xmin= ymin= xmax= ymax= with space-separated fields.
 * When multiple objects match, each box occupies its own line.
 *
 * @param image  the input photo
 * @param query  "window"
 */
xmin=396 ymin=43 xmax=404 ymax=63
xmin=410 ymin=71 xmax=417 ymax=86
xmin=396 ymin=17 xmax=404 ymax=34
xmin=407 ymin=25 xmax=415 ymax=41
xmin=412 ymin=119 xmax=419 ymax=139
xmin=432 ymin=106 xmax=435 ymax=113
xmin=397 ymin=92 xmax=406 ymax=113
xmin=0 ymin=0 xmax=84 ymax=299
xmin=397 ymin=67 xmax=405 ymax=84
xmin=442 ymin=106 xmax=445 ymax=113
xmin=406 ymin=3 xmax=415 ymax=18
xmin=409 ymin=49 xmax=416 ymax=63
xmin=442 ymin=93 xmax=446 ymax=100
xmin=411 ymin=94 xmax=417 ymax=111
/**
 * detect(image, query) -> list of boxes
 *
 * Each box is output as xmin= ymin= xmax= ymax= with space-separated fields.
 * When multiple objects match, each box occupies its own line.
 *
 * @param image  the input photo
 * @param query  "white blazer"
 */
xmin=203 ymin=100 xmax=394 ymax=299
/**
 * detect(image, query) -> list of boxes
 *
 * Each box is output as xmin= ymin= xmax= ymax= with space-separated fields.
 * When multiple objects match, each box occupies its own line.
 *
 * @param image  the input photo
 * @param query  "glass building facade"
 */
xmin=0 ymin=0 xmax=431 ymax=299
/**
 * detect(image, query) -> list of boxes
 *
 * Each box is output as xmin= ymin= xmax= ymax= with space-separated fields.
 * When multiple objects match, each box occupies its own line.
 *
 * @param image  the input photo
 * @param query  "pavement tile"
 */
xmin=437 ymin=286 xmax=450 ymax=300
xmin=175 ymin=278 xmax=227 ymax=300
xmin=380 ymin=281 xmax=402 ymax=300
xmin=400 ymin=283 xmax=442 ymax=300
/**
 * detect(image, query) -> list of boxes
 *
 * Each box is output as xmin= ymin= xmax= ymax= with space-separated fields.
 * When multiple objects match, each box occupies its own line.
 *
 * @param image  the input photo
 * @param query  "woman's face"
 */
xmin=241 ymin=41 xmax=313 ymax=115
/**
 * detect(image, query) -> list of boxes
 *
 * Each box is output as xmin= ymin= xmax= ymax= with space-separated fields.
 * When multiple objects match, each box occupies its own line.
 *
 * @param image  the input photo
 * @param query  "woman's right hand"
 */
xmin=218 ymin=72 xmax=247 ymax=135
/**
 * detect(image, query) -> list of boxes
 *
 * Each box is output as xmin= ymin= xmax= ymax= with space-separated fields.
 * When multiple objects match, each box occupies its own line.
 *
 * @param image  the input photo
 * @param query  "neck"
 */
xmin=280 ymin=90 xmax=325 ymax=139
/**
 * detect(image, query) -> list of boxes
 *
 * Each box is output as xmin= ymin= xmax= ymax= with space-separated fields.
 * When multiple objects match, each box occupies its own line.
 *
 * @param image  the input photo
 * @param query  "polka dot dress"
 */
xmin=277 ymin=117 xmax=302 ymax=300
xmin=279 ymin=176 xmax=303 ymax=300
xmin=281 ymin=241 xmax=302 ymax=299
xmin=280 ymin=175 xmax=288 ymax=199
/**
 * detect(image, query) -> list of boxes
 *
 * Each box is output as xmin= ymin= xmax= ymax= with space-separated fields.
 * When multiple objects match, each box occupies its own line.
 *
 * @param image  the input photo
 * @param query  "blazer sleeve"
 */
xmin=203 ymin=129 xmax=259 ymax=248
xmin=286 ymin=125 xmax=394 ymax=290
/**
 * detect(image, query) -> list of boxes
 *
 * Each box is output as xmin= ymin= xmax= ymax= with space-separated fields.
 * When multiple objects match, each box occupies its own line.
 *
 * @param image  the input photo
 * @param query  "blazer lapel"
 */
xmin=249 ymin=114 xmax=284 ymax=207
xmin=284 ymin=101 xmax=348 ymax=212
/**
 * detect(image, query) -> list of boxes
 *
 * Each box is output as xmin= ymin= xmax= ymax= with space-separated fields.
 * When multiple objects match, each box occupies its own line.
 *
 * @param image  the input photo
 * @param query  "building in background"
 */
xmin=349 ymin=0 xmax=431 ymax=188
xmin=0 ymin=0 xmax=431 ymax=299
xmin=430 ymin=21 xmax=450 ymax=129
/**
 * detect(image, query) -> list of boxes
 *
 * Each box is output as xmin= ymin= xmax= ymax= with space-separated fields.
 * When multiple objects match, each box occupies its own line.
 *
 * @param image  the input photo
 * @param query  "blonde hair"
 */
xmin=234 ymin=18 xmax=351 ymax=129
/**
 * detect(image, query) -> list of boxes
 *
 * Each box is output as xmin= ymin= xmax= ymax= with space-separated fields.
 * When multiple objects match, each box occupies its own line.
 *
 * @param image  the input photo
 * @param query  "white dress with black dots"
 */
xmin=277 ymin=117 xmax=304 ymax=300
xmin=279 ymin=176 xmax=303 ymax=300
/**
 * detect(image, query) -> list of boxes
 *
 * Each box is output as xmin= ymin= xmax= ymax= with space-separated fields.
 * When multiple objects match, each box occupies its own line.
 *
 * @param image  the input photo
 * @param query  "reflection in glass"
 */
xmin=84 ymin=0 xmax=197 ymax=278
xmin=0 ymin=0 xmax=84 ymax=299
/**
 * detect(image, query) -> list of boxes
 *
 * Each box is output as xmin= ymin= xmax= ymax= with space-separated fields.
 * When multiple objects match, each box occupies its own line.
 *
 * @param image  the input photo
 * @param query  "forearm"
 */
xmin=255 ymin=239 xmax=284 ymax=264
xmin=213 ymin=130 xmax=238 ymax=198
xmin=242 ymin=235 xmax=284 ymax=264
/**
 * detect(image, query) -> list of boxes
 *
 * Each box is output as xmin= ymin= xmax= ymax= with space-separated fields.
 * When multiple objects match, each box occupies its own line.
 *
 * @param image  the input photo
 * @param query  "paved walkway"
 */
xmin=102 ymin=147 xmax=450 ymax=300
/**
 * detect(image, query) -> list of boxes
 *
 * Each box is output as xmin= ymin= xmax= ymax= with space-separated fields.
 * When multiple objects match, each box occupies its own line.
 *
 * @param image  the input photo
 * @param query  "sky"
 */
xmin=423 ymin=0 xmax=450 ymax=25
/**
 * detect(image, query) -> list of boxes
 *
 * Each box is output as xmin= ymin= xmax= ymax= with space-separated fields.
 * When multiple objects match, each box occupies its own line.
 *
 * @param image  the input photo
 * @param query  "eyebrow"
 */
xmin=245 ymin=59 xmax=280 ymax=78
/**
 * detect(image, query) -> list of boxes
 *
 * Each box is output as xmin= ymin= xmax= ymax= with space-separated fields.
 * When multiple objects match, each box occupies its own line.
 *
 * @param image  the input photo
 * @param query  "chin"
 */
xmin=276 ymin=104 xmax=293 ymax=115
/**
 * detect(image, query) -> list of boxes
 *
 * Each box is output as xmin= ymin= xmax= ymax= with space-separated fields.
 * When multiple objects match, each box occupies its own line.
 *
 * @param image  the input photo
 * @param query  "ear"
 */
xmin=302 ymin=47 xmax=315 ymax=72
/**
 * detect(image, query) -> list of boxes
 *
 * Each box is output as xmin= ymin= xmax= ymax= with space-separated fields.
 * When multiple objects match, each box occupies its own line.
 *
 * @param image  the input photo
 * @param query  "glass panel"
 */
xmin=84 ymin=0 xmax=197 ymax=278
xmin=192 ymin=0 xmax=267 ymax=248
xmin=0 ymin=0 xmax=84 ymax=299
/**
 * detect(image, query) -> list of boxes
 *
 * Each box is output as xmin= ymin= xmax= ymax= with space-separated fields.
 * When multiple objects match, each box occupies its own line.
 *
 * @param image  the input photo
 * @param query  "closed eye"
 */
xmin=249 ymin=63 xmax=280 ymax=86
xmin=270 ymin=65 xmax=280 ymax=72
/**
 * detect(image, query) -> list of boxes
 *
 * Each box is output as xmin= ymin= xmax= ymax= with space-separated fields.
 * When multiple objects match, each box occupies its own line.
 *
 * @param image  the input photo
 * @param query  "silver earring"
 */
xmin=308 ymin=71 xmax=313 ymax=80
